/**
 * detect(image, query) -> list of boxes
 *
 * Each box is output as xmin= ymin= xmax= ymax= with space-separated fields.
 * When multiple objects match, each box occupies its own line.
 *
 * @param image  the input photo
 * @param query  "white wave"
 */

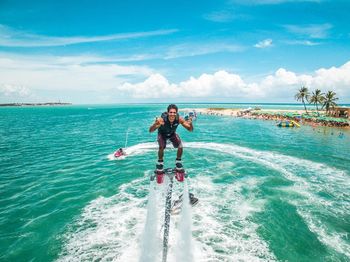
xmin=295 ymin=207 xmax=350 ymax=258
xmin=188 ymin=176 xmax=275 ymax=261
xmin=57 ymin=176 xmax=147 ymax=262
xmin=185 ymin=142 xmax=350 ymax=259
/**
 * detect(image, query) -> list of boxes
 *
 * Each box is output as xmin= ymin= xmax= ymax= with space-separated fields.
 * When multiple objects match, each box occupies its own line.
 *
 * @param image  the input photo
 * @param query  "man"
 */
xmin=149 ymin=104 xmax=193 ymax=183
xmin=114 ymin=148 xmax=125 ymax=158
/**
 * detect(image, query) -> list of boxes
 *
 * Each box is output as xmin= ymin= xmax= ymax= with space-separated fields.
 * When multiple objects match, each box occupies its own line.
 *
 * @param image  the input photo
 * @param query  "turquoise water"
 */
xmin=0 ymin=104 xmax=349 ymax=261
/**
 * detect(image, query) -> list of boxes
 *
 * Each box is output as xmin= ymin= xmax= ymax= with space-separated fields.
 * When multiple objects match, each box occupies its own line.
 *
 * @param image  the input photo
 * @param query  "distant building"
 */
xmin=331 ymin=106 xmax=350 ymax=119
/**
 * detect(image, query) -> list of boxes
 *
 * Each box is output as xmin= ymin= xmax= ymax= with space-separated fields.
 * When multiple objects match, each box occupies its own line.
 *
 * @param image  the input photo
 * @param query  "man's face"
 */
xmin=168 ymin=108 xmax=177 ymax=121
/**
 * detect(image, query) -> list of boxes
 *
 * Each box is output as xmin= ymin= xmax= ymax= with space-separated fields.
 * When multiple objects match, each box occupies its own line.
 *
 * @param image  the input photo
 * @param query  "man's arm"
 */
xmin=149 ymin=117 xmax=164 ymax=132
xmin=179 ymin=116 xmax=193 ymax=131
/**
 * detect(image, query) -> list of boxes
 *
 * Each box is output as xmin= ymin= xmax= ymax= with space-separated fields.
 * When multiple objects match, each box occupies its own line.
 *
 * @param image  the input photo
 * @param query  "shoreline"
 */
xmin=183 ymin=108 xmax=350 ymax=129
xmin=0 ymin=102 xmax=72 ymax=107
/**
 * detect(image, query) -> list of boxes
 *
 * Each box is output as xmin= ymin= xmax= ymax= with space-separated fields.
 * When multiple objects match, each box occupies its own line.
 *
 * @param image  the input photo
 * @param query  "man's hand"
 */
xmin=155 ymin=117 xmax=165 ymax=126
xmin=180 ymin=116 xmax=193 ymax=132
xmin=149 ymin=117 xmax=164 ymax=132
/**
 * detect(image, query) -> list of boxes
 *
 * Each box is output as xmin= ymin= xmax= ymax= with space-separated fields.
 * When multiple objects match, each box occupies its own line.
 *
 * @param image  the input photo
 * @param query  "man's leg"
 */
xmin=176 ymin=147 xmax=183 ymax=160
xmin=158 ymin=147 xmax=164 ymax=161
xmin=170 ymin=134 xmax=185 ymax=179
xmin=155 ymin=134 xmax=166 ymax=184
xmin=157 ymin=134 xmax=166 ymax=169
xmin=170 ymin=133 xmax=183 ymax=163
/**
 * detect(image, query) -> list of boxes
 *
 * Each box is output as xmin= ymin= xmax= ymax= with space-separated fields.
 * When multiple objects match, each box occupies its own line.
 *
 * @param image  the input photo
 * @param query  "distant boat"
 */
xmin=277 ymin=120 xmax=300 ymax=127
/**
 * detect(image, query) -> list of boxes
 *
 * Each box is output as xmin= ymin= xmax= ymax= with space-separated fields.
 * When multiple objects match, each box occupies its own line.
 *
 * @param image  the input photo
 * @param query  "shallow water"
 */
xmin=0 ymin=104 xmax=349 ymax=261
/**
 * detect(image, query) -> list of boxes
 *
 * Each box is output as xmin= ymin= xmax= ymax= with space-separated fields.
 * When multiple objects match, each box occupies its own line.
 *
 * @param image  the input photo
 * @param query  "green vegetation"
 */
xmin=295 ymin=86 xmax=310 ymax=115
xmin=322 ymin=91 xmax=339 ymax=115
xmin=295 ymin=86 xmax=339 ymax=117
xmin=309 ymin=89 xmax=324 ymax=116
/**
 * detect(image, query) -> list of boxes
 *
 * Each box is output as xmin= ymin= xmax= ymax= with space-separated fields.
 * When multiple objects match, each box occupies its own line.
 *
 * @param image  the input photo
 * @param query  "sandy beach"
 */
xmin=183 ymin=108 xmax=304 ymax=116
xmin=183 ymin=108 xmax=242 ymax=116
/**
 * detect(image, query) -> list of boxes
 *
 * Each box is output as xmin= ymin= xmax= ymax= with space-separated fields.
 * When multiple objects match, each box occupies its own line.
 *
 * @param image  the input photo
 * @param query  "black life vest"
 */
xmin=158 ymin=112 xmax=180 ymax=137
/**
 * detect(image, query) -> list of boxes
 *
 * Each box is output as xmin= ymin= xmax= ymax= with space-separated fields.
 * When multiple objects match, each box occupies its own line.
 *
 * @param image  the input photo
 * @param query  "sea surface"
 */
xmin=0 ymin=104 xmax=349 ymax=262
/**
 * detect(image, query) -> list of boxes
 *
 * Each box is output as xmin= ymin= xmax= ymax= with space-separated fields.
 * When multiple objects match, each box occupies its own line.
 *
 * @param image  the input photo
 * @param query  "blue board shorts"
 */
xmin=158 ymin=133 xmax=183 ymax=149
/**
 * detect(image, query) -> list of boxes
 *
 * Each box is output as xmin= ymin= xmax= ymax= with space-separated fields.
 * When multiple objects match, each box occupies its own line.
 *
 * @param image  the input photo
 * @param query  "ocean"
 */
xmin=0 ymin=104 xmax=349 ymax=261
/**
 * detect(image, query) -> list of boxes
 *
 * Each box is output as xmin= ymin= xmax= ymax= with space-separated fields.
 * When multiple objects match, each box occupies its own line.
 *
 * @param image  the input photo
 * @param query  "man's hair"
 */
xmin=167 ymin=104 xmax=178 ymax=112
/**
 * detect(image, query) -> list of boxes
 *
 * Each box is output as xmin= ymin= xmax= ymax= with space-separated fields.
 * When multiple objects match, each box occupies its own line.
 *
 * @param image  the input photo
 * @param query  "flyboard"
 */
xmin=150 ymin=167 xmax=198 ymax=262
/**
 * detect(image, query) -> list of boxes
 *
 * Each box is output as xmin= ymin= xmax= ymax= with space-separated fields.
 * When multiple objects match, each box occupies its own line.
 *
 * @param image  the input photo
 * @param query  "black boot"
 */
xmin=175 ymin=160 xmax=185 ymax=182
xmin=175 ymin=160 xmax=184 ymax=171
xmin=155 ymin=161 xmax=164 ymax=184
xmin=156 ymin=162 xmax=164 ymax=171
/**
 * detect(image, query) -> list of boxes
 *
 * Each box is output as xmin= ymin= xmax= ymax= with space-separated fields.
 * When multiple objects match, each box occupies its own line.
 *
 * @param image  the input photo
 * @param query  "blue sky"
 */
xmin=1 ymin=0 xmax=350 ymax=103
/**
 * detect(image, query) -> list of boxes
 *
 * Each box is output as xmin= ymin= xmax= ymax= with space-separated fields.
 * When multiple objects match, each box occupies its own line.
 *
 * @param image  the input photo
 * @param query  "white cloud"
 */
xmin=164 ymin=42 xmax=244 ymax=59
xmin=0 ymin=84 xmax=31 ymax=97
xmin=114 ymin=62 xmax=350 ymax=102
xmin=0 ymin=53 xmax=154 ymax=103
xmin=284 ymin=23 xmax=332 ymax=39
xmin=284 ymin=40 xmax=321 ymax=46
xmin=0 ymin=84 xmax=38 ymax=103
xmin=254 ymin=39 xmax=273 ymax=48
xmin=0 ymin=25 xmax=178 ymax=47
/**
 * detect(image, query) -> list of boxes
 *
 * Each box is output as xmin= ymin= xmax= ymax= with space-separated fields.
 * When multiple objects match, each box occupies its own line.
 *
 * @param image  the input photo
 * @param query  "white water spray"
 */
xmin=176 ymin=181 xmax=194 ymax=262
xmin=124 ymin=129 xmax=129 ymax=148
xmin=139 ymin=183 xmax=159 ymax=262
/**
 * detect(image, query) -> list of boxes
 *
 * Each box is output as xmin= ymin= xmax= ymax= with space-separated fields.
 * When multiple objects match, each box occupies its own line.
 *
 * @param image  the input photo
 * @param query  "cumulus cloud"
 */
xmin=118 ymin=71 xmax=256 ymax=99
xmin=254 ymin=39 xmax=273 ymax=48
xmin=0 ymin=84 xmax=38 ymax=103
xmin=115 ymin=61 xmax=350 ymax=102
xmin=0 ymin=84 xmax=31 ymax=97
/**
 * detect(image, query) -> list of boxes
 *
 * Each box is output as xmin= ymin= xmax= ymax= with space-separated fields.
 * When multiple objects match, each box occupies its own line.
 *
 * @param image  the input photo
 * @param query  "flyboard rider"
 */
xmin=149 ymin=104 xmax=193 ymax=183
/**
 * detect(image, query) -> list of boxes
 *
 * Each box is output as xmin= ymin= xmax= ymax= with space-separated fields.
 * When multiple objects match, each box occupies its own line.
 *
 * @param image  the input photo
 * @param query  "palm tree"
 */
xmin=322 ymin=91 xmax=338 ymax=115
xmin=295 ymin=86 xmax=310 ymax=114
xmin=309 ymin=89 xmax=324 ymax=116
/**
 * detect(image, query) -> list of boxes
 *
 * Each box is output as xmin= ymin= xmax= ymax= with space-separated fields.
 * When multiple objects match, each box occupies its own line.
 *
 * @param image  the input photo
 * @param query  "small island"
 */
xmin=0 ymin=102 xmax=72 ymax=107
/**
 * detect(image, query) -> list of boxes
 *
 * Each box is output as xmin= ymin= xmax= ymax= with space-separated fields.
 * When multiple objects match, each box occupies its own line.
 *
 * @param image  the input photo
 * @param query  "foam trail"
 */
xmin=186 ymin=142 xmax=350 ymax=258
xmin=188 ymin=176 xmax=276 ymax=261
xmin=176 ymin=181 xmax=193 ymax=262
xmin=108 ymin=142 xmax=157 ymax=161
xmin=139 ymin=183 xmax=159 ymax=262
xmin=57 ymin=177 xmax=147 ymax=261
